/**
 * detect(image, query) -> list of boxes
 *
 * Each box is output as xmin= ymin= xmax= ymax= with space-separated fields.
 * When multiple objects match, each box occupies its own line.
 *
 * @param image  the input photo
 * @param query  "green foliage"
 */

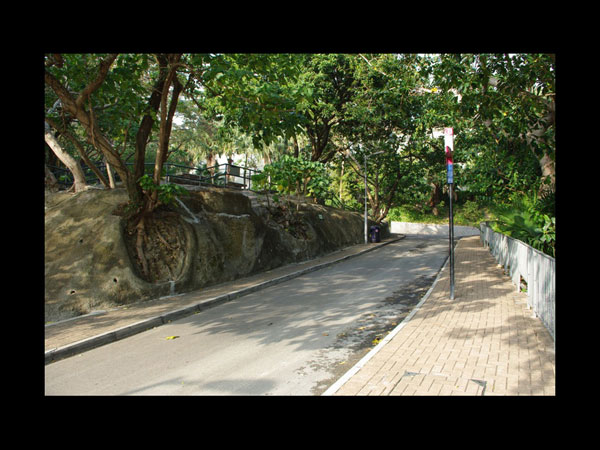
xmin=388 ymin=198 xmax=494 ymax=227
xmin=138 ymin=174 xmax=189 ymax=206
xmin=387 ymin=205 xmax=448 ymax=224
xmin=45 ymin=54 xmax=154 ymax=159
xmin=253 ymin=155 xmax=330 ymax=201
xmin=46 ymin=52 xmax=555 ymax=231
xmin=491 ymin=191 xmax=555 ymax=257
xmin=431 ymin=53 xmax=555 ymax=200
xmin=454 ymin=200 xmax=484 ymax=226
xmin=202 ymin=54 xmax=306 ymax=148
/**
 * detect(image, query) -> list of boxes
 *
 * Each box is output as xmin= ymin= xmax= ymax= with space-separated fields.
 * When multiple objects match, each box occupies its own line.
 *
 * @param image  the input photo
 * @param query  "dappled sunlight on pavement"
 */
xmin=328 ymin=236 xmax=555 ymax=396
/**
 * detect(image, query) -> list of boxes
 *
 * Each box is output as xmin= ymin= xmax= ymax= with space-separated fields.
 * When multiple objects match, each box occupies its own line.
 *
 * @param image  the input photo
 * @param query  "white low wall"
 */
xmin=391 ymin=221 xmax=479 ymax=237
xmin=480 ymin=222 xmax=555 ymax=341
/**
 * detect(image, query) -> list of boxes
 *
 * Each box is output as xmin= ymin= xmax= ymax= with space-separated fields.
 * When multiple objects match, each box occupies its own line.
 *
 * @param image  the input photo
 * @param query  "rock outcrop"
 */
xmin=44 ymin=186 xmax=388 ymax=322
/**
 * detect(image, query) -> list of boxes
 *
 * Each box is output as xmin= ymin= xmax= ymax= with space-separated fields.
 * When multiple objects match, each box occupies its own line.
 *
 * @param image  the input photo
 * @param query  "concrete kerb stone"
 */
xmin=45 ymin=330 xmax=117 ymax=364
xmin=321 ymin=252 xmax=450 ymax=396
xmin=45 ymin=236 xmax=405 ymax=365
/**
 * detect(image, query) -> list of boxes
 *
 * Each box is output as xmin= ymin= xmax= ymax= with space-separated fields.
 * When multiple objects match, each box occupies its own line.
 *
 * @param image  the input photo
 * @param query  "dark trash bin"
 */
xmin=369 ymin=225 xmax=381 ymax=243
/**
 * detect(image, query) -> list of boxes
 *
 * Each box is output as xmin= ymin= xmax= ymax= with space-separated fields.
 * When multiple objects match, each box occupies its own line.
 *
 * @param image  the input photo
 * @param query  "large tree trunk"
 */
xmin=428 ymin=181 xmax=442 ymax=216
xmin=151 ymin=55 xmax=183 ymax=206
xmin=528 ymin=96 xmax=555 ymax=196
xmin=45 ymin=53 xmax=186 ymax=281
xmin=306 ymin=118 xmax=332 ymax=162
xmin=44 ymin=122 xmax=87 ymax=192
xmin=538 ymin=152 xmax=555 ymax=196
xmin=135 ymin=54 xmax=184 ymax=279
xmin=134 ymin=54 xmax=170 ymax=197
xmin=45 ymin=164 xmax=59 ymax=192
xmin=45 ymin=117 xmax=111 ymax=189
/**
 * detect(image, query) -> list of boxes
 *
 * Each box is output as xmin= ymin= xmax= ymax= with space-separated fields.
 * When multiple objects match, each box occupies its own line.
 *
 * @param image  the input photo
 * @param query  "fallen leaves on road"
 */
xmin=165 ymin=336 xmax=180 ymax=340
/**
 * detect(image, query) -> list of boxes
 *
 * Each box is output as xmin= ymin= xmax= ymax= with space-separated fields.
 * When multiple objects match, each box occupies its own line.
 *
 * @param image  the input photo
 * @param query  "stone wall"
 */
xmin=45 ymin=187 xmax=385 ymax=322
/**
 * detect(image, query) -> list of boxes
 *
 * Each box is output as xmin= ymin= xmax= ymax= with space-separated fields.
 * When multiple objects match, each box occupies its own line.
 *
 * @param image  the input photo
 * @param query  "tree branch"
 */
xmin=46 ymin=117 xmax=111 ymax=188
xmin=154 ymin=54 xmax=183 ymax=185
xmin=75 ymin=54 xmax=118 ymax=109
xmin=45 ymin=68 xmax=131 ymax=193
xmin=358 ymin=54 xmax=389 ymax=78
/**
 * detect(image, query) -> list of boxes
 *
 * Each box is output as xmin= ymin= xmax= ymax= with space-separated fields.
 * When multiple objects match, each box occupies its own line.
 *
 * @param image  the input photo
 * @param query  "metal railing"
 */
xmin=47 ymin=161 xmax=261 ymax=191
xmin=162 ymin=162 xmax=260 ymax=190
xmin=47 ymin=160 xmax=342 ymax=207
xmin=480 ymin=222 xmax=555 ymax=340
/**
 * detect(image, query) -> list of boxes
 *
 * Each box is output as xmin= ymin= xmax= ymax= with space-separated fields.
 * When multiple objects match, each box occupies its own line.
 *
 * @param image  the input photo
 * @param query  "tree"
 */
xmin=209 ymin=53 xmax=427 ymax=222
xmin=170 ymin=98 xmax=220 ymax=167
xmin=45 ymin=52 xmax=555 ymax=243
xmin=294 ymin=54 xmax=357 ymax=163
xmin=202 ymin=53 xmax=360 ymax=164
xmin=201 ymin=53 xmax=305 ymax=151
xmin=332 ymin=54 xmax=427 ymax=222
xmin=45 ymin=53 xmax=192 ymax=278
xmin=431 ymin=53 xmax=555 ymax=197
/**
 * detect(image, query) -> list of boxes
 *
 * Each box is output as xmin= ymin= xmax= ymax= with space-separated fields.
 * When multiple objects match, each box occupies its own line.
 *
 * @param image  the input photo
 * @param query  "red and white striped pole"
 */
xmin=444 ymin=127 xmax=455 ymax=300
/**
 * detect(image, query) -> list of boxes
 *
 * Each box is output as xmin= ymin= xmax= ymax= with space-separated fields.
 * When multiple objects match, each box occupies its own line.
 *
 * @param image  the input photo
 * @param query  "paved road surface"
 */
xmin=45 ymin=236 xmax=448 ymax=395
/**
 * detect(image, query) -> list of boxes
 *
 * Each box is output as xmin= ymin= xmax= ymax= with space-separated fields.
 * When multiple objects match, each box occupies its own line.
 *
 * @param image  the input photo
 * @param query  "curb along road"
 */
xmin=321 ymin=253 xmax=449 ymax=395
xmin=45 ymin=236 xmax=405 ymax=365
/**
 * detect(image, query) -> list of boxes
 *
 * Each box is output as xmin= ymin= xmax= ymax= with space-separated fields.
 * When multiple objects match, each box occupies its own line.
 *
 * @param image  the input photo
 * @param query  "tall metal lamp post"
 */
xmin=364 ymin=150 xmax=384 ymax=244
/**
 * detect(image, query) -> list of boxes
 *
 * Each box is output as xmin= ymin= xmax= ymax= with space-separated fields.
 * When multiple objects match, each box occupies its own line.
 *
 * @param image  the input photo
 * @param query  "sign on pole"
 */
xmin=444 ymin=127 xmax=455 ymax=300
xmin=444 ymin=127 xmax=454 ymax=184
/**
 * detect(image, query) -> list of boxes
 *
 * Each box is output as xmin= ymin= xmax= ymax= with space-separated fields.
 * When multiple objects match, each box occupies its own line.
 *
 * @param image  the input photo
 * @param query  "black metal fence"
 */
xmin=46 ymin=160 xmax=345 ymax=210
xmin=47 ymin=161 xmax=261 ymax=191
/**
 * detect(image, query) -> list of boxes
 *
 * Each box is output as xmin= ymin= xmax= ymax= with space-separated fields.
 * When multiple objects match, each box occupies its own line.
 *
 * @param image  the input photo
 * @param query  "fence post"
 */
xmin=536 ymin=259 xmax=541 ymax=319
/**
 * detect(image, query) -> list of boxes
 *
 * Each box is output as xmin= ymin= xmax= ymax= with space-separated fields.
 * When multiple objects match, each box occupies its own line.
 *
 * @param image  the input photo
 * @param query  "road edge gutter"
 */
xmin=321 ymin=253 xmax=450 ymax=396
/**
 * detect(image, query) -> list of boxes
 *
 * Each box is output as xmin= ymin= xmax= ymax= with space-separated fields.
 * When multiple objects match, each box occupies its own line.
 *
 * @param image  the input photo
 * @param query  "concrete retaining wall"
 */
xmin=390 ymin=221 xmax=479 ymax=237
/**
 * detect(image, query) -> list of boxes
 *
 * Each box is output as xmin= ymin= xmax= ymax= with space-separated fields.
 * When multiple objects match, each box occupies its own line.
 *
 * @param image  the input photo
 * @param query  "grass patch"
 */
xmin=388 ymin=200 xmax=496 ymax=227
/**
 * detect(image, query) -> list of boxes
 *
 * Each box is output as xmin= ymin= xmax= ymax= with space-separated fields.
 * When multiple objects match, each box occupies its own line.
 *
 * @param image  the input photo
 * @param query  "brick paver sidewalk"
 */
xmin=327 ymin=235 xmax=555 ymax=396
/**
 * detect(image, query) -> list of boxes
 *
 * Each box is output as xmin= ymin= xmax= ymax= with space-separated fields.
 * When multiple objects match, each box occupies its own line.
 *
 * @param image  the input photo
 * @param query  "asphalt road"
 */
xmin=45 ymin=235 xmax=449 ymax=395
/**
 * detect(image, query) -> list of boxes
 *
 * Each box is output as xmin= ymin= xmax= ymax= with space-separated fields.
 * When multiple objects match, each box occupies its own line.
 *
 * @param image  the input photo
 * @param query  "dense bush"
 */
xmin=252 ymin=155 xmax=330 ymax=205
xmin=490 ymin=191 xmax=555 ymax=257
